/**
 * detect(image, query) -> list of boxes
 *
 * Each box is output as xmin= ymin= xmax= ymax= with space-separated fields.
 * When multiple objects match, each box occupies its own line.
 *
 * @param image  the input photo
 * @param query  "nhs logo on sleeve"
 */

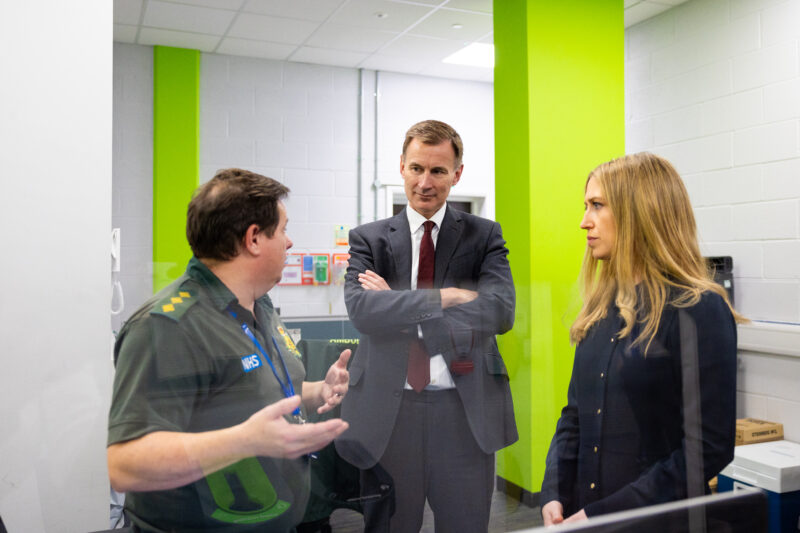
xmin=241 ymin=353 xmax=262 ymax=373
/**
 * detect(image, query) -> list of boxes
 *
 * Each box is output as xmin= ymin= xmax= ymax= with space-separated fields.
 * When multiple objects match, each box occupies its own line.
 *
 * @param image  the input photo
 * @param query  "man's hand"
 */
xmin=440 ymin=287 xmax=478 ymax=308
xmin=239 ymin=396 xmax=349 ymax=459
xmin=108 ymin=396 xmax=349 ymax=492
xmin=563 ymin=509 xmax=588 ymax=524
xmin=358 ymin=270 xmax=390 ymax=291
xmin=541 ymin=500 xmax=564 ymax=527
xmin=359 ymin=270 xmax=477 ymax=310
xmin=317 ymin=349 xmax=351 ymax=414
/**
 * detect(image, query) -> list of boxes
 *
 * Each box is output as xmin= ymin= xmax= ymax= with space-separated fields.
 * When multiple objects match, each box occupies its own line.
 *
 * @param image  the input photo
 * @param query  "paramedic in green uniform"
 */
xmin=107 ymin=168 xmax=351 ymax=532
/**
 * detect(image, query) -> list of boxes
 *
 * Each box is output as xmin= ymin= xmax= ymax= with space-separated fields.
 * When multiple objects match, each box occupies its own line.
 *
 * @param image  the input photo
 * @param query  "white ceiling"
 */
xmin=114 ymin=0 xmax=690 ymax=83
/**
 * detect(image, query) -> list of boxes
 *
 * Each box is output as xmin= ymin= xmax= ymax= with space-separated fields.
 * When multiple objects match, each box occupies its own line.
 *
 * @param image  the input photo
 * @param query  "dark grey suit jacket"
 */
xmin=335 ymin=206 xmax=518 ymax=469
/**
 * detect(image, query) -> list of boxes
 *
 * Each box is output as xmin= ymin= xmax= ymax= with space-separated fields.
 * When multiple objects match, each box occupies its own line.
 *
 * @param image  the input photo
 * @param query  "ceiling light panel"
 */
xmin=442 ymin=42 xmax=493 ymax=68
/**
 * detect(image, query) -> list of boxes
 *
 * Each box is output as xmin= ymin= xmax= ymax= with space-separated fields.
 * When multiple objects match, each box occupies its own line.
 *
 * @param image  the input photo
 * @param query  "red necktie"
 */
xmin=408 ymin=220 xmax=435 ymax=392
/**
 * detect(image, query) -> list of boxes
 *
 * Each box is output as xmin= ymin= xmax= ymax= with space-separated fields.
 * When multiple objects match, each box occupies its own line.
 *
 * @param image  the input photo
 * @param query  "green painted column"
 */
xmin=494 ymin=0 xmax=625 ymax=495
xmin=153 ymin=45 xmax=200 ymax=292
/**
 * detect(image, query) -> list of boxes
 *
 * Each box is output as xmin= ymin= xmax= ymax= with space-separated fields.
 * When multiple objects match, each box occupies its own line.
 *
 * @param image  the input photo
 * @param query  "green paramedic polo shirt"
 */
xmin=108 ymin=257 xmax=309 ymax=532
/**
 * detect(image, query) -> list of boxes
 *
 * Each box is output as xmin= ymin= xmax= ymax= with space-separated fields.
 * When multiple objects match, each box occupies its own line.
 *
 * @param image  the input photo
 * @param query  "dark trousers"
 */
xmin=361 ymin=389 xmax=494 ymax=533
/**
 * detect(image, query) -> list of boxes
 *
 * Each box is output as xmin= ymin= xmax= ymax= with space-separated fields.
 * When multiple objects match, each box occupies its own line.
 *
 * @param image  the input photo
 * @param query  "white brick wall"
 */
xmin=199 ymin=55 xmax=360 ymax=318
xmin=627 ymin=0 xmax=800 ymax=439
xmin=112 ymin=42 xmax=153 ymax=333
xmin=113 ymin=47 xmax=495 ymax=321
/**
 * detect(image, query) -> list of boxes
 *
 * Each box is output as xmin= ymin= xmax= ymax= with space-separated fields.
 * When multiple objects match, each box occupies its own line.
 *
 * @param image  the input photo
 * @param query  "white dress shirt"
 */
xmin=404 ymin=204 xmax=456 ymax=390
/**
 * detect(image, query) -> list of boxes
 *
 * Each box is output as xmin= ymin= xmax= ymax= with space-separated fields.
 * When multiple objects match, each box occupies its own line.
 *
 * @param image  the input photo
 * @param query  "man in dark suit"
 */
xmin=335 ymin=120 xmax=517 ymax=532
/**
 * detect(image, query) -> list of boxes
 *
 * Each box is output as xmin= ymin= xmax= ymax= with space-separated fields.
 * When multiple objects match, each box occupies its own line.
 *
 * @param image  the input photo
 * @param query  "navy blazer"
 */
xmin=541 ymin=291 xmax=736 ymax=517
xmin=335 ymin=206 xmax=518 ymax=469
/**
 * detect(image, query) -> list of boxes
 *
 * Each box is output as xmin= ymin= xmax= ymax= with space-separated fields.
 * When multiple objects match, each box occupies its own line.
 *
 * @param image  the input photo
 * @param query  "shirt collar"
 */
xmin=185 ymin=256 xmax=238 ymax=311
xmin=406 ymin=202 xmax=447 ymax=233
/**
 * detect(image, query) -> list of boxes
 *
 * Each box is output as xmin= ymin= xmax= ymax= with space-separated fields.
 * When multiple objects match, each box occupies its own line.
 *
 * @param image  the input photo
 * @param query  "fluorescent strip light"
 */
xmin=442 ymin=43 xmax=494 ymax=68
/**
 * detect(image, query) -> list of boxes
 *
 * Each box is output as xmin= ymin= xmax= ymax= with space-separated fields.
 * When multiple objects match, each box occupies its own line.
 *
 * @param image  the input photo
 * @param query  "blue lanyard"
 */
xmin=227 ymin=306 xmax=300 ymax=417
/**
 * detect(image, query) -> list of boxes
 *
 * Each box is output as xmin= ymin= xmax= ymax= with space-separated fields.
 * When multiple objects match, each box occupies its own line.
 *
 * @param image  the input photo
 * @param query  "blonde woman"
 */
xmin=541 ymin=153 xmax=744 ymax=525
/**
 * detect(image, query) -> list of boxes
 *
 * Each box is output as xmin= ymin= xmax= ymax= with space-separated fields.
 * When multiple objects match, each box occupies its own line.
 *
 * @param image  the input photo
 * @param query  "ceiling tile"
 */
xmin=216 ymin=38 xmax=296 ymax=60
xmin=417 ymin=61 xmax=493 ymax=82
xmin=357 ymin=53 xmax=430 ymax=75
xmin=330 ymin=0 xmax=434 ymax=32
xmin=479 ymin=32 xmax=493 ymax=44
xmin=624 ymin=1 xmax=671 ymax=27
xmin=229 ymin=13 xmax=318 ymax=44
xmin=114 ymin=0 xmax=143 ymax=25
xmin=242 ymin=0 xmax=344 ymax=22
xmin=379 ymin=34 xmax=466 ymax=61
xmin=306 ymin=23 xmax=399 ymax=53
xmin=143 ymin=0 xmax=235 ymax=35
xmin=114 ymin=24 xmax=139 ymax=43
xmin=624 ymin=0 xmax=642 ymax=8
xmin=441 ymin=0 xmax=492 ymax=14
xmin=410 ymin=8 xmax=492 ymax=41
xmin=386 ymin=0 xmax=440 ymax=6
xmin=161 ymin=0 xmax=246 ymax=9
xmin=290 ymin=47 xmax=369 ymax=68
xmin=656 ymin=0 xmax=692 ymax=5
xmin=138 ymin=27 xmax=222 ymax=51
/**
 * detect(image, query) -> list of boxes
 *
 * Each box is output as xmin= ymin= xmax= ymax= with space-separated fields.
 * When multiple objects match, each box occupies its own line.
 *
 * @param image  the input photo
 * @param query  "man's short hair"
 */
xmin=402 ymin=119 xmax=464 ymax=169
xmin=186 ymin=168 xmax=289 ymax=261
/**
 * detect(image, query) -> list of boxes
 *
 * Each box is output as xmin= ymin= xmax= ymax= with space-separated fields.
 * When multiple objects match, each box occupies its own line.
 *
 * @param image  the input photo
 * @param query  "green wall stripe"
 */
xmin=494 ymin=0 xmax=625 ymax=493
xmin=153 ymin=45 xmax=200 ymax=293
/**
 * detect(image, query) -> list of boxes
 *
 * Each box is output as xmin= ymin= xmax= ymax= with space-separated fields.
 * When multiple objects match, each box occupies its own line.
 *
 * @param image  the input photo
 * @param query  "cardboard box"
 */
xmin=736 ymin=418 xmax=784 ymax=445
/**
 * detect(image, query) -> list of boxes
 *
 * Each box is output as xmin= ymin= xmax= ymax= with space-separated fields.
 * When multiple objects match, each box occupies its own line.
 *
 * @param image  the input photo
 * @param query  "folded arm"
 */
xmin=345 ymin=222 xmax=514 ymax=346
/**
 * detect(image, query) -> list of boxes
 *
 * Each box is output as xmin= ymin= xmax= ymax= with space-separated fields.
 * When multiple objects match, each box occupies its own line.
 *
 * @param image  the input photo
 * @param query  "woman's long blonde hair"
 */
xmin=570 ymin=152 xmax=745 ymax=351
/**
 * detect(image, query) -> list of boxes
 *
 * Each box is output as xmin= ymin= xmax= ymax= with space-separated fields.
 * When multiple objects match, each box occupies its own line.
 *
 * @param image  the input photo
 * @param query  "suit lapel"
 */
xmin=434 ymin=206 xmax=462 ymax=287
xmin=388 ymin=211 xmax=413 ymax=289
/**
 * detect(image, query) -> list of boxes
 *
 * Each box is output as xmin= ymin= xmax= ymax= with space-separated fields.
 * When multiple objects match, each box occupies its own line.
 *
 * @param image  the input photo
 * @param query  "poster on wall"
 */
xmin=279 ymin=253 xmax=331 ymax=286
xmin=279 ymin=254 xmax=304 ymax=286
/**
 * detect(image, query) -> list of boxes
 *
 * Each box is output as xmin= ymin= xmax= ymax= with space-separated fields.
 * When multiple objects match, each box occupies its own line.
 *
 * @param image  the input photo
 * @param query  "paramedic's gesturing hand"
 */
xmin=241 ymin=395 xmax=348 ymax=459
xmin=108 ymin=396 xmax=348 ymax=493
xmin=317 ymin=349 xmax=351 ymax=414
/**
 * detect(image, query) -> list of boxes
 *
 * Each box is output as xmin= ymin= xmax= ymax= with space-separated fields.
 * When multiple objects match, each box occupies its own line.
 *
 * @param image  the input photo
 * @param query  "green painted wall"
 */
xmin=153 ymin=46 xmax=200 ymax=292
xmin=494 ymin=0 xmax=625 ymax=494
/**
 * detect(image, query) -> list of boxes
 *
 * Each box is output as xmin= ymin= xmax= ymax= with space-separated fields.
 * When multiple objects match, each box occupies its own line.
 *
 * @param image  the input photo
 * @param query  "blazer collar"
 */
xmin=387 ymin=205 xmax=464 ymax=288
xmin=434 ymin=206 xmax=463 ymax=286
